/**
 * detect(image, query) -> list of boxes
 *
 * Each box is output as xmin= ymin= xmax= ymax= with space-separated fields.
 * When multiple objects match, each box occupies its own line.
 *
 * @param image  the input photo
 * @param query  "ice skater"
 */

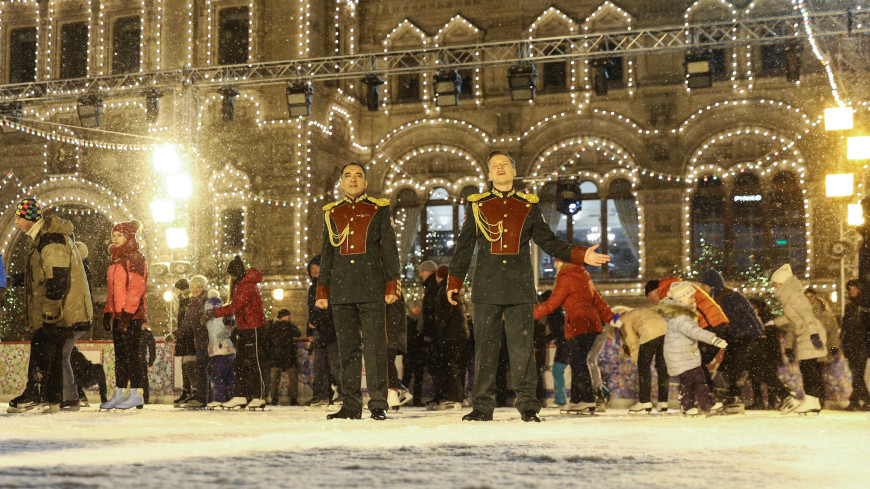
xmin=659 ymin=281 xmax=726 ymax=417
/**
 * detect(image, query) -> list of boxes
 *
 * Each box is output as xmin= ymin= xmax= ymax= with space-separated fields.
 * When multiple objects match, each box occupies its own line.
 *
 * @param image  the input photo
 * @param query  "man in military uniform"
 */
xmin=447 ymin=151 xmax=610 ymax=422
xmin=316 ymin=162 xmax=401 ymax=420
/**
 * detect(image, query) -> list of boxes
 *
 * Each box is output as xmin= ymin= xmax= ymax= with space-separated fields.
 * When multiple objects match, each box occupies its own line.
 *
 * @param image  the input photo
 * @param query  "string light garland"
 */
xmin=0 ymin=118 xmax=155 ymax=151
xmin=793 ymin=0 xmax=844 ymax=106
xmin=434 ymin=15 xmax=483 ymax=107
xmin=381 ymin=18 xmax=428 ymax=115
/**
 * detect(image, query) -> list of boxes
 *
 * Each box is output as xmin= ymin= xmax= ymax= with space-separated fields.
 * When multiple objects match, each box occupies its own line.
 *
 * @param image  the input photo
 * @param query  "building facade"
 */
xmin=0 ymin=0 xmax=867 ymax=337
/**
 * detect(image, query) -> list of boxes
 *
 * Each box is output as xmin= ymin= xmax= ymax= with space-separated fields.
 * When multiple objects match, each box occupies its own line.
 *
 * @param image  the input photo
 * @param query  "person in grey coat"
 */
xmin=771 ymin=264 xmax=827 ymax=414
xmin=659 ymin=282 xmax=726 ymax=416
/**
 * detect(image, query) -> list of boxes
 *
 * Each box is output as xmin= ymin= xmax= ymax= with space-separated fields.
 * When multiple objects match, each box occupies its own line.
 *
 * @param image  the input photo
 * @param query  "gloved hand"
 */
xmin=118 ymin=312 xmax=132 ymax=333
xmin=711 ymin=337 xmax=728 ymax=349
xmin=103 ymin=313 xmax=113 ymax=332
xmin=829 ymin=347 xmax=839 ymax=357
xmin=810 ymin=334 xmax=823 ymax=349
xmin=785 ymin=348 xmax=796 ymax=362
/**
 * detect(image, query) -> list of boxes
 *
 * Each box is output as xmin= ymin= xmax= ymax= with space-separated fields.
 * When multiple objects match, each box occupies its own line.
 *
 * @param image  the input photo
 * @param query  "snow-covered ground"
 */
xmin=1 ymin=404 xmax=869 ymax=489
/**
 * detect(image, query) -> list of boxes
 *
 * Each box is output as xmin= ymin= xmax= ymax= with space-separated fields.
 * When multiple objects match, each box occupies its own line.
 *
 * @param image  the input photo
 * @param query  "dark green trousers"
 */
xmin=471 ymin=303 xmax=541 ymax=415
xmin=332 ymin=302 xmax=389 ymax=413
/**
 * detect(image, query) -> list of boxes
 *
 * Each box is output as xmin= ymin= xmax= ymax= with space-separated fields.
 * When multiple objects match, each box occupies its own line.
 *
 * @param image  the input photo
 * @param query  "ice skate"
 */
xmin=370 ymin=408 xmax=388 ymax=420
xmin=627 ymin=401 xmax=652 ymax=414
xmin=397 ymin=388 xmax=413 ymax=407
xmin=41 ymin=403 xmax=60 ymax=414
xmin=682 ymin=407 xmax=700 ymax=417
xmin=78 ymin=397 xmax=90 ymax=408
xmin=114 ymin=388 xmax=144 ymax=410
xmin=60 ymin=399 xmax=80 ymax=412
xmin=304 ymin=398 xmax=331 ymax=410
xmin=247 ymin=398 xmax=267 ymax=411
xmin=521 ymin=410 xmax=541 ymax=422
xmin=776 ymin=394 xmax=801 ymax=414
xmin=461 ymin=410 xmax=493 ymax=421
xmin=705 ymin=402 xmax=724 ymax=417
xmin=173 ymin=390 xmax=192 ymax=408
xmin=561 ymin=402 xmax=596 ymax=415
xmin=183 ymin=399 xmax=206 ymax=409
xmin=7 ymin=395 xmax=41 ymax=413
xmin=327 ymin=407 xmax=362 ymax=419
xmin=206 ymin=401 xmax=223 ymax=410
xmin=221 ymin=396 xmax=248 ymax=410
xmin=595 ymin=386 xmax=611 ymax=412
xmin=439 ymin=400 xmax=461 ymax=410
xmin=387 ymin=388 xmax=401 ymax=411
xmin=99 ymin=389 xmax=126 ymax=411
xmin=656 ymin=402 xmax=670 ymax=414
xmin=724 ymin=397 xmax=744 ymax=415
xmin=795 ymin=395 xmax=821 ymax=416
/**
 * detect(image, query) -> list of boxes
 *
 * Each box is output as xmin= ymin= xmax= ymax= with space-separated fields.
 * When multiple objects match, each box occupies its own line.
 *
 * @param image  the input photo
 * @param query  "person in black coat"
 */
xmin=747 ymin=296 xmax=793 ymax=409
xmin=171 ymin=279 xmax=195 ymax=404
xmin=403 ymin=300 xmax=427 ymax=406
xmin=70 ymin=346 xmax=108 ymax=405
xmin=429 ymin=265 xmax=469 ymax=409
xmin=843 ymin=279 xmax=869 ymax=410
xmin=307 ymin=255 xmax=341 ymax=406
xmin=139 ymin=325 xmax=156 ymax=403
xmin=266 ymin=309 xmax=302 ymax=405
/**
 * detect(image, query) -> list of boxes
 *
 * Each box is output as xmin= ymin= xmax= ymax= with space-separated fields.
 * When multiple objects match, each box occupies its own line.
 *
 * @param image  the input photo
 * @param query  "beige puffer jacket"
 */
xmin=619 ymin=307 xmax=667 ymax=361
xmin=773 ymin=276 xmax=826 ymax=361
xmin=25 ymin=215 xmax=93 ymax=330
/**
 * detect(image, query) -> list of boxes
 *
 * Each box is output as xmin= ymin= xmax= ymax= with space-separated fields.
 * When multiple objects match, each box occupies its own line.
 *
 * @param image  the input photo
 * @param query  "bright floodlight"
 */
xmin=150 ymin=199 xmax=175 ymax=223
xmin=825 ymin=173 xmax=854 ymax=198
xmin=848 ymin=203 xmax=865 ymax=226
xmin=831 ymin=291 xmax=838 ymax=304
xmin=824 ymin=107 xmax=853 ymax=131
xmin=272 ymin=289 xmax=285 ymax=300
xmin=847 ymin=136 xmax=870 ymax=160
xmin=166 ymin=227 xmax=189 ymax=249
xmin=166 ymin=173 xmax=193 ymax=200
xmin=153 ymin=143 xmax=182 ymax=174
xmin=163 ymin=290 xmax=173 ymax=302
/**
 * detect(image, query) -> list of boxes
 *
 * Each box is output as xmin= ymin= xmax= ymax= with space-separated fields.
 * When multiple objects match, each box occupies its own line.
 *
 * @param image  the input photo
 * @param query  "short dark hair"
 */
xmin=804 ymin=287 xmax=817 ymax=296
xmin=644 ymin=280 xmax=660 ymax=297
xmin=487 ymin=151 xmax=516 ymax=168
xmin=341 ymin=161 xmax=367 ymax=179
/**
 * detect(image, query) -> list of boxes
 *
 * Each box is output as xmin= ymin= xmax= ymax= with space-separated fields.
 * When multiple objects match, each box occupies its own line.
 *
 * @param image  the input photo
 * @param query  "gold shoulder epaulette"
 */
xmin=516 ymin=192 xmax=539 ymax=204
xmin=322 ymin=201 xmax=341 ymax=212
xmin=467 ymin=192 xmax=490 ymax=202
xmin=367 ymin=196 xmax=390 ymax=207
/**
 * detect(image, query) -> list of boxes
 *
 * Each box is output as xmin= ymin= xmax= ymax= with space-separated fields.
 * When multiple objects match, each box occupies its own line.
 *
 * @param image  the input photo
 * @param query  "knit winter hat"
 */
xmin=435 ymin=264 xmax=450 ymax=280
xmin=277 ymin=309 xmax=291 ymax=319
xmin=174 ymin=279 xmax=189 ymax=291
xmin=15 ymin=198 xmax=42 ymax=222
xmin=667 ymin=281 xmax=696 ymax=306
xmin=419 ymin=260 xmax=437 ymax=273
xmin=770 ymin=264 xmax=793 ymax=284
xmin=112 ymin=219 xmax=142 ymax=244
xmin=227 ymin=255 xmax=245 ymax=278
xmin=204 ymin=289 xmax=222 ymax=312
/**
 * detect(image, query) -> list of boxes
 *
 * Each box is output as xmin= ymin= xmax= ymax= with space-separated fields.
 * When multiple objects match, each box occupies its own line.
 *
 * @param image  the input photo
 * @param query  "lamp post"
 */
xmin=825 ymin=173 xmax=854 ymax=316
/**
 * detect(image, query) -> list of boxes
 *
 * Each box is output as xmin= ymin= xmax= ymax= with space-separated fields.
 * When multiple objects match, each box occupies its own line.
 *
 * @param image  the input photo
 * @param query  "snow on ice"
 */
xmin=1 ymin=405 xmax=869 ymax=488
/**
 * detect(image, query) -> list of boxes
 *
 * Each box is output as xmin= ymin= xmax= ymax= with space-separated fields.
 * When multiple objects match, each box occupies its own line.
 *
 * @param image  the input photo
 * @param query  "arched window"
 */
xmin=691 ymin=171 xmax=805 ymax=277
xmin=769 ymin=171 xmax=806 ymax=274
xmin=423 ymin=187 xmax=456 ymax=262
xmin=692 ymin=175 xmax=726 ymax=268
xmin=539 ymin=179 xmax=639 ymax=280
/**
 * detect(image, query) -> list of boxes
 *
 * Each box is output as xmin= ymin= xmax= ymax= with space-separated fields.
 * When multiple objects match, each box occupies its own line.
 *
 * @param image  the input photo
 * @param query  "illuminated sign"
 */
xmin=733 ymin=194 xmax=762 ymax=202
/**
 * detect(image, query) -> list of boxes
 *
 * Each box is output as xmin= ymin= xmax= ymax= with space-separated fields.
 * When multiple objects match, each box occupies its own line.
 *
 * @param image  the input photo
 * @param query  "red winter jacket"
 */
xmin=534 ymin=264 xmax=613 ymax=340
xmin=213 ymin=268 xmax=267 ymax=330
xmin=104 ymin=250 xmax=148 ymax=320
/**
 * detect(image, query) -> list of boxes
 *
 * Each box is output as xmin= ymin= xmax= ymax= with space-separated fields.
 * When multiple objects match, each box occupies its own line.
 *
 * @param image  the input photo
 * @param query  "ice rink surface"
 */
xmin=1 ymin=404 xmax=869 ymax=489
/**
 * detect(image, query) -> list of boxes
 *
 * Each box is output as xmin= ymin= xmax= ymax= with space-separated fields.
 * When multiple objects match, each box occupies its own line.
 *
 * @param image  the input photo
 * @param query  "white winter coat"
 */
xmin=659 ymin=299 xmax=721 ymax=376
xmin=619 ymin=307 xmax=667 ymax=361
xmin=773 ymin=276 xmax=827 ymax=361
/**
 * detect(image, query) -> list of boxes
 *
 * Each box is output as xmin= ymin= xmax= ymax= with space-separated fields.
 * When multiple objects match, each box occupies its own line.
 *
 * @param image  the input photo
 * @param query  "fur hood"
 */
xmin=657 ymin=298 xmax=699 ymax=321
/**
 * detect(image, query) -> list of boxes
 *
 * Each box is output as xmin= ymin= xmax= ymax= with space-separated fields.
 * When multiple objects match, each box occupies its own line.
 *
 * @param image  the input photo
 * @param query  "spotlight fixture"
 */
xmin=218 ymin=87 xmax=239 ymax=121
xmin=144 ymin=89 xmax=162 ymax=123
xmin=433 ymin=70 xmax=461 ymax=107
xmin=684 ymin=51 xmax=713 ymax=89
xmin=784 ymin=42 xmax=802 ymax=83
xmin=556 ymin=180 xmax=582 ymax=216
xmin=286 ymin=82 xmax=314 ymax=117
xmin=591 ymin=59 xmax=608 ymax=96
xmin=0 ymin=101 xmax=23 ymax=134
xmin=508 ymin=64 xmax=537 ymax=101
xmin=76 ymin=94 xmax=103 ymax=128
xmin=362 ymin=74 xmax=385 ymax=111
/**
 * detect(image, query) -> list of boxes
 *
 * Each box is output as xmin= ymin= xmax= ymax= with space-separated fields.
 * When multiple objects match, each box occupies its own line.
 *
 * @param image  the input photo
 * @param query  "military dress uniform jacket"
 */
xmin=448 ymin=188 xmax=589 ymax=305
xmin=317 ymin=194 xmax=401 ymax=305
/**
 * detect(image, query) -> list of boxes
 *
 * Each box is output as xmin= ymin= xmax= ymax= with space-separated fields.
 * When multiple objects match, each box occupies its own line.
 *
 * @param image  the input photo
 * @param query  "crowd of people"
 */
xmin=2 ymin=152 xmax=869 ymax=420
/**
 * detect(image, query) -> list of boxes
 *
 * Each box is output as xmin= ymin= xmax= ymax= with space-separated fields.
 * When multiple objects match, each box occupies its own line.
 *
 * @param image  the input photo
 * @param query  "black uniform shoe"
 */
xmin=370 ymin=408 xmax=388 ymax=420
xmin=461 ymin=410 xmax=493 ymax=421
xmin=521 ymin=410 xmax=541 ymax=422
xmin=326 ymin=407 xmax=362 ymax=420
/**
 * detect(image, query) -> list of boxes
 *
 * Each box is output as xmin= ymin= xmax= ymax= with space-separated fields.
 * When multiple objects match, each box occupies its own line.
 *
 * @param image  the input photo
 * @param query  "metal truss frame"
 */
xmin=0 ymin=8 xmax=866 ymax=101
